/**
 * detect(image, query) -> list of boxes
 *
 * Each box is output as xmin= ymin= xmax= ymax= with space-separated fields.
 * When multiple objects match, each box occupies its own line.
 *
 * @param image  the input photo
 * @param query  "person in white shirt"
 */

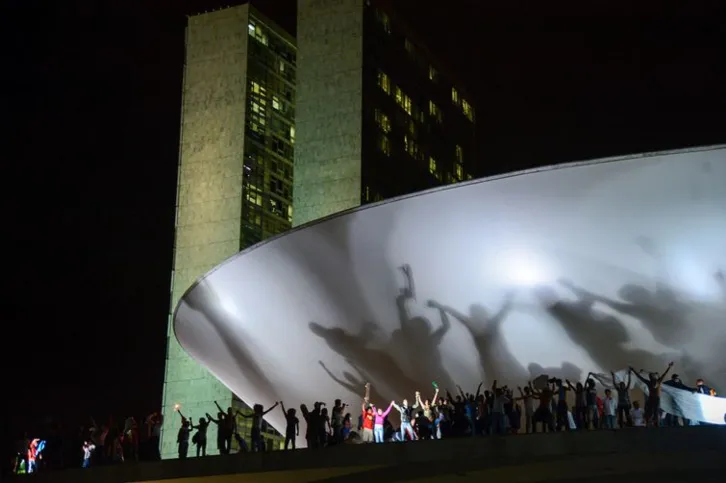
xmin=602 ymin=389 xmax=617 ymax=429
xmin=82 ymin=441 xmax=95 ymax=468
xmin=630 ymin=401 xmax=645 ymax=427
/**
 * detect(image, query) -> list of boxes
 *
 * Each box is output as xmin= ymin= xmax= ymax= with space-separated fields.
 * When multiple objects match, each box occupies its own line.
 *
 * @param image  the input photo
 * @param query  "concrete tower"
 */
xmin=162 ymin=4 xmax=296 ymax=458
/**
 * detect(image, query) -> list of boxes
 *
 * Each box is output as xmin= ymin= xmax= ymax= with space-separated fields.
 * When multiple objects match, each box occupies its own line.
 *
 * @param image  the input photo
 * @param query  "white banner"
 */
xmin=591 ymin=370 xmax=726 ymax=425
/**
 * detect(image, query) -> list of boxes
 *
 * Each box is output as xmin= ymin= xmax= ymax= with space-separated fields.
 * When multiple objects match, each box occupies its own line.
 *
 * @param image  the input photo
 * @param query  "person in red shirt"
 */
xmin=361 ymin=382 xmax=375 ymax=443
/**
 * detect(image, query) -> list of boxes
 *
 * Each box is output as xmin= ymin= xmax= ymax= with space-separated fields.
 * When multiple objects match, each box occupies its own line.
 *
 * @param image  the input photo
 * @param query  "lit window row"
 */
xmin=428 ymin=101 xmax=442 ymax=123
xmin=451 ymin=87 xmax=475 ymax=123
xmin=403 ymin=135 xmax=420 ymax=159
xmin=248 ymin=21 xmax=268 ymax=45
xmin=377 ymin=70 xmax=391 ymax=95
xmin=394 ymin=86 xmax=412 ymax=115
xmin=378 ymin=134 xmax=391 ymax=156
xmin=374 ymin=109 xmax=391 ymax=133
xmin=251 ymin=81 xmax=267 ymax=97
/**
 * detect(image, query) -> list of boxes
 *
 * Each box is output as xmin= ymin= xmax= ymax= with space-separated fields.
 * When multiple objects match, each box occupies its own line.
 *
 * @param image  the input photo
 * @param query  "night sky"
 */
xmin=6 ymin=0 xmax=725 ymax=444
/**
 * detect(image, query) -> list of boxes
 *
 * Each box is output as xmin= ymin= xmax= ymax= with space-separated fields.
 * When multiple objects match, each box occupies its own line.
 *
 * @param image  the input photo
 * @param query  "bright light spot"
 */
xmin=495 ymin=248 xmax=549 ymax=287
xmin=173 ymin=403 xmax=181 ymax=411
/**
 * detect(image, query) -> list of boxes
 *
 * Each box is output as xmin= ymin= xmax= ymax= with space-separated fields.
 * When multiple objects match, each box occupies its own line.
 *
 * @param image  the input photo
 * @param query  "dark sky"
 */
xmin=6 ymin=0 xmax=725 ymax=441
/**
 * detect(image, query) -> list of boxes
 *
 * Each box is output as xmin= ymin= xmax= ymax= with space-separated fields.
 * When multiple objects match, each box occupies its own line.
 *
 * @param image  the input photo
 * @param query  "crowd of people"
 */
xmin=172 ymin=362 xmax=719 ymax=459
xmin=10 ymin=362 xmax=718 ymax=475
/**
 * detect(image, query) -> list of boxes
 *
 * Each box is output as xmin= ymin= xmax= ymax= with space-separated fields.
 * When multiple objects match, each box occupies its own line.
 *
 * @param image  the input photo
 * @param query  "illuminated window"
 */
xmin=251 ymin=81 xmax=266 ymax=96
xmin=404 ymin=135 xmax=418 ymax=158
xmin=289 ymin=125 xmax=295 ymax=144
xmin=374 ymin=109 xmax=391 ymax=133
xmin=378 ymin=134 xmax=391 ymax=156
xmin=272 ymin=95 xmax=280 ymax=111
xmin=462 ymin=99 xmax=475 ymax=122
xmin=428 ymin=101 xmax=442 ymax=123
xmin=429 ymin=157 xmax=437 ymax=175
xmin=451 ymin=87 xmax=460 ymax=105
xmin=395 ymin=87 xmax=412 ymax=115
xmin=428 ymin=65 xmax=438 ymax=82
xmin=377 ymin=70 xmax=391 ymax=94
xmin=287 ymin=205 xmax=293 ymax=223
xmin=364 ymin=186 xmax=371 ymax=201
xmin=249 ymin=21 xmax=268 ymax=45
xmin=455 ymin=163 xmax=463 ymax=181
xmin=456 ymin=145 xmax=463 ymax=162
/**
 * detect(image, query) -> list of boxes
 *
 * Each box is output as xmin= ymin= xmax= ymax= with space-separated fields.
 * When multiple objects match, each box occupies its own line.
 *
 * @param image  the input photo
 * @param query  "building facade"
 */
xmin=294 ymin=0 xmax=477 ymax=226
xmin=162 ymin=4 xmax=295 ymax=458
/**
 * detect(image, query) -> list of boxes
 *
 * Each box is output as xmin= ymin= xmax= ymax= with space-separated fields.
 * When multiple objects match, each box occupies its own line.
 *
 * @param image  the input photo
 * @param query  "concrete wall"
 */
xmin=161 ymin=5 xmax=250 ymax=459
xmin=293 ymin=0 xmax=365 ymax=226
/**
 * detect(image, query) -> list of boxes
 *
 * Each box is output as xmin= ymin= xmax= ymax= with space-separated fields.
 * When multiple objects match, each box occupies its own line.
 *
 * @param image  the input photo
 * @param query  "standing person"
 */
xmin=602 ymin=389 xmax=617 ymax=430
xmin=392 ymin=395 xmax=419 ymax=441
xmin=177 ymin=417 xmax=190 ymax=460
xmin=361 ymin=383 xmax=375 ymax=443
xmin=207 ymin=411 xmax=228 ymax=454
xmin=279 ymin=402 xmax=300 ymax=450
xmin=516 ymin=386 xmax=535 ymax=434
xmin=611 ymin=371 xmax=633 ymax=428
xmin=239 ymin=402 xmax=279 ymax=452
xmin=630 ymin=362 xmax=673 ymax=427
xmin=190 ymin=416 xmax=210 ymax=457
xmin=372 ymin=401 xmax=395 ymax=443
xmin=331 ymin=400 xmax=346 ymax=444
xmin=81 ymin=441 xmax=95 ymax=468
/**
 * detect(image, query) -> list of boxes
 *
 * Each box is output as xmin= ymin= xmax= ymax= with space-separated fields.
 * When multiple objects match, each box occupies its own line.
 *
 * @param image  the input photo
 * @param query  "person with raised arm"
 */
xmin=566 ymin=378 xmax=587 ymax=429
xmin=611 ymin=370 xmax=633 ymax=428
xmin=239 ymin=401 xmax=279 ymax=452
xmin=630 ymin=362 xmax=674 ymax=427
xmin=206 ymin=411 xmax=227 ymax=454
xmin=188 ymin=415 xmax=210 ymax=457
xmin=392 ymin=393 xmax=419 ymax=441
xmin=176 ymin=411 xmax=190 ymax=459
xmin=213 ymin=401 xmax=236 ymax=454
xmin=516 ymin=385 xmax=536 ymax=433
xmin=371 ymin=400 xmax=395 ymax=443
xmin=360 ymin=382 xmax=375 ymax=443
xmin=490 ymin=380 xmax=510 ymax=435
xmin=529 ymin=381 xmax=554 ymax=432
xmin=415 ymin=387 xmax=440 ymax=438
xmin=279 ymin=401 xmax=299 ymax=450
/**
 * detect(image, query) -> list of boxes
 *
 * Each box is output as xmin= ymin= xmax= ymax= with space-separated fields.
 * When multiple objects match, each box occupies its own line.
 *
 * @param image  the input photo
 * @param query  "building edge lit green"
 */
xmin=161 ymin=3 xmax=295 ymax=459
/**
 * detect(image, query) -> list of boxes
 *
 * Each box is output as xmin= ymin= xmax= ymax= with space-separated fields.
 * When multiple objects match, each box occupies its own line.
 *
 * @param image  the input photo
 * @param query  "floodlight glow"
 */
xmin=174 ymin=146 xmax=726 ymax=446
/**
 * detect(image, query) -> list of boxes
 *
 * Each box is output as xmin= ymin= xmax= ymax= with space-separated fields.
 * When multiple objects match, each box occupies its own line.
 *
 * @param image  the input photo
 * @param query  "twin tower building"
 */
xmin=164 ymin=0 xmax=477 ymax=457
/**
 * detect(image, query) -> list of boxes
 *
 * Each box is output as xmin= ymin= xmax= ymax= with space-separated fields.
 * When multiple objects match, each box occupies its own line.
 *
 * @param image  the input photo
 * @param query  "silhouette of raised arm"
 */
xmin=491 ymin=293 xmax=515 ymax=328
xmin=206 ymin=413 xmax=219 ymax=424
xmin=262 ymin=402 xmax=279 ymax=415
xmin=430 ymin=305 xmax=451 ymax=345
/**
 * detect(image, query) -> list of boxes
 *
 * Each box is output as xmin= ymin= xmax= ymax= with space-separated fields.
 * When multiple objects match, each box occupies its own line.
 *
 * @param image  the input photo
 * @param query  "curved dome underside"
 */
xmin=175 ymin=146 xmax=726 ymax=443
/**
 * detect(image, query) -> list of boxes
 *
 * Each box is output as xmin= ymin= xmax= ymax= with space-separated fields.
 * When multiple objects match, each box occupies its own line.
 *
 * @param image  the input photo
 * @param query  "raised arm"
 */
xmin=657 ymin=362 xmax=674 ymax=384
xmin=431 ymin=307 xmax=451 ymax=344
xmin=629 ymin=367 xmax=649 ymax=385
xmin=626 ymin=371 xmax=632 ymax=389
xmin=474 ymin=383 xmax=483 ymax=400
xmin=206 ymin=413 xmax=220 ymax=424
xmin=280 ymin=401 xmax=287 ymax=416
xmin=214 ymin=401 xmax=224 ymax=414
xmin=566 ymin=379 xmax=576 ymax=391
xmin=263 ymin=402 xmax=279 ymax=415
xmin=382 ymin=402 xmax=395 ymax=418
xmin=392 ymin=402 xmax=402 ymax=413
xmin=432 ymin=388 xmax=440 ymax=405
